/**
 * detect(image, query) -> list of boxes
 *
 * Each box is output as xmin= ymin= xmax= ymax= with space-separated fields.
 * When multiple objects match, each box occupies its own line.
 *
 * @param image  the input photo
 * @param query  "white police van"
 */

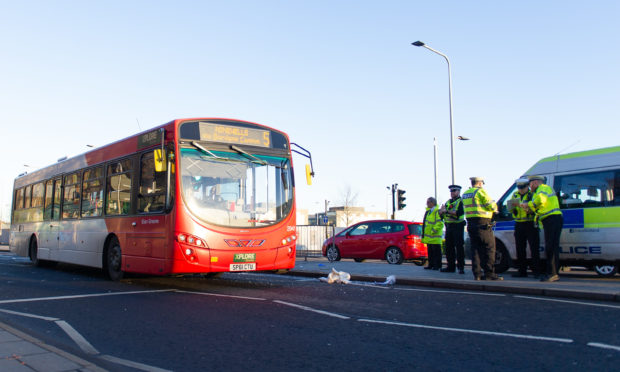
xmin=493 ymin=146 xmax=620 ymax=277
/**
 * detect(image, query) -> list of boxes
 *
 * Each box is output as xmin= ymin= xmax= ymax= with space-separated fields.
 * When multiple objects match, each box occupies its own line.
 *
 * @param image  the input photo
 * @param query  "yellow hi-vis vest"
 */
xmin=462 ymin=187 xmax=497 ymax=219
xmin=422 ymin=206 xmax=444 ymax=245
xmin=444 ymin=197 xmax=464 ymax=224
xmin=511 ymin=191 xmax=535 ymax=222
xmin=527 ymin=184 xmax=562 ymax=221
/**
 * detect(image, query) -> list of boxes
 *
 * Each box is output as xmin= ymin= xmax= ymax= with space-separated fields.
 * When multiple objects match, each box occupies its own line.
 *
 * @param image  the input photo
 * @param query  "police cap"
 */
xmin=448 ymin=185 xmax=462 ymax=191
xmin=528 ymin=175 xmax=545 ymax=182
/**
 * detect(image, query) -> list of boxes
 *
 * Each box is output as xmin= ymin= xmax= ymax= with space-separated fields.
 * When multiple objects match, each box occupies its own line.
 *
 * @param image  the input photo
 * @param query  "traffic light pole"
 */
xmin=391 ymin=184 xmax=397 ymax=220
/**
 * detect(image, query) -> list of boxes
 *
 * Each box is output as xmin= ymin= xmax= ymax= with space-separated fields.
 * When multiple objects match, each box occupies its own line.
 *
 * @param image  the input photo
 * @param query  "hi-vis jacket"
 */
xmin=462 ymin=187 xmax=497 ymax=219
xmin=443 ymin=197 xmax=465 ymax=224
xmin=527 ymin=183 xmax=562 ymax=222
xmin=511 ymin=191 xmax=535 ymax=222
xmin=422 ymin=206 xmax=444 ymax=245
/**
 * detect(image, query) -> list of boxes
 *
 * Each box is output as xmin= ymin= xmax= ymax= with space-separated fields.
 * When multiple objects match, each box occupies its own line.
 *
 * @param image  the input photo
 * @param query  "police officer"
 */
xmin=510 ymin=178 xmax=540 ymax=278
xmin=462 ymin=177 xmax=502 ymax=280
xmin=422 ymin=197 xmax=444 ymax=270
xmin=523 ymin=175 xmax=563 ymax=282
xmin=439 ymin=185 xmax=465 ymax=274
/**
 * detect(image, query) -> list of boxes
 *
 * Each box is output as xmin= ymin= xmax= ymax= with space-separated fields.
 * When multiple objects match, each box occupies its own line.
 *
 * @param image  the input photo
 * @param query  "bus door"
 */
xmin=40 ymin=177 xmax=62 ymax=259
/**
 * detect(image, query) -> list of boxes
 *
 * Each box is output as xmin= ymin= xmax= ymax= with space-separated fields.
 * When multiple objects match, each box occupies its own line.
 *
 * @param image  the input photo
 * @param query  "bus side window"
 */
xmin=62 ymin=172 xmax=82 ymax=219
xmin=106 ymin=159 xmax=133 ymax=215
xmin=81 ymin=166 xmax=104 ymax=218
xmin=138 ymin=152 xmax=166 ymax=213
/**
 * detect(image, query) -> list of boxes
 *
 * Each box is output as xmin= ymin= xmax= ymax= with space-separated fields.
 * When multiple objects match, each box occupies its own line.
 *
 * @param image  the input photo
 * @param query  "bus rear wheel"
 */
xmin=29 ymin=237 xmax=40 ymax=266
xmin=105 ymin=238 xmax=124 ymax=281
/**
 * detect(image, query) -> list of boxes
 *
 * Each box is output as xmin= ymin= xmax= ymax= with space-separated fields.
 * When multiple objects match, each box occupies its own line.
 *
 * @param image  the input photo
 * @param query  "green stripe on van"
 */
xmin=584 ymin=207 xmax=620 ymax=228
xmin=536 ymin=146 xmax=620 ymax=164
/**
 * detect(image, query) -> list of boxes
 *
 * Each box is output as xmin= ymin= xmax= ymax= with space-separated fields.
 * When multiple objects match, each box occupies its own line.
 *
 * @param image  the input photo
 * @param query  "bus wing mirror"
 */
xmin=291 ymin=143 xmax=315 ymax=186
xmin=305 ymin=164 xmax=312 ymax=186
xmin=154 ymin=149 xmax=167 ymax=172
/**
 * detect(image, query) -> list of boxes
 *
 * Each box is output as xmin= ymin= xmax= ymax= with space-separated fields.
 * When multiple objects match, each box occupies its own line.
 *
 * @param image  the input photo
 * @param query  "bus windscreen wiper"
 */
xmin=190 ymin=141 xmax=236 ymax=161
xmin=230 ymin=145 xmax=268 ymax=165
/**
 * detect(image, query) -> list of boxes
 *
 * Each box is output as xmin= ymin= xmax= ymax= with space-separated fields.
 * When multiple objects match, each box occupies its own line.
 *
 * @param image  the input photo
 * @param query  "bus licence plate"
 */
xmin=230 ymin=263 xmax=256 ymax=272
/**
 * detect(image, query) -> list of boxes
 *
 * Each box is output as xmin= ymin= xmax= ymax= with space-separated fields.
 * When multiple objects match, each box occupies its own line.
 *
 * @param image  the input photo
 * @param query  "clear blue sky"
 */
xmin=1 ymin=1 xmax=619 ymax=222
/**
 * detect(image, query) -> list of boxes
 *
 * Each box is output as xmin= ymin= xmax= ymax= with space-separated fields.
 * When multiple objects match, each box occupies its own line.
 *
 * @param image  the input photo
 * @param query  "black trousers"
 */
xmin=514 ymin=221 xmax=540 ymax=275
xmin=444 ymin=223 xmax=465 ymax=270
xmin=541 ymin=214 xmax=563 ymax=277
xmin=467 ymin=218 xmax=496 ymax=278
xmin=427 ymin=244 xmax=442 ymax=269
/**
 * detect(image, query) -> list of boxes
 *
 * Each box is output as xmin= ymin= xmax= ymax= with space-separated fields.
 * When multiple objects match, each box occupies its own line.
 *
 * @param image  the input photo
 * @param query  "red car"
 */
xmin=322 ymin=220 xmax=427 ymax=265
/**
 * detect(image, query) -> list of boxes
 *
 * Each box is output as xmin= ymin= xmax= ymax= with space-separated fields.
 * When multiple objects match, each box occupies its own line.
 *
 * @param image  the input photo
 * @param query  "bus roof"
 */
xmin=524 ymin=145 xmax=620 ymax=176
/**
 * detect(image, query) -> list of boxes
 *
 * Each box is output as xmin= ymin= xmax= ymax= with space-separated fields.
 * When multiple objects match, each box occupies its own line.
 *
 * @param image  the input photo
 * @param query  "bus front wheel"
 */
xmin=105 ymin=238 xmax=124 ymax=281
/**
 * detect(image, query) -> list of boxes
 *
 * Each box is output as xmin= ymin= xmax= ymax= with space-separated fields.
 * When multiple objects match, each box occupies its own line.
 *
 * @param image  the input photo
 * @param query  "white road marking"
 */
xmin=0 ymin=308 xmax=59 ymax=321
xmin=273 ymin=300 xmax=351 ymax=319
xmin=587 ymin=342 xmax=620 ymax=352
xmin=514 ymin=295 xmax=620 ymax=309
xmin=174 ymin=290 xmax=266 ymax=301
xmin=55 ymin=320 xmax=99 ymax=355
xmin=0 ymin=289 xmax=176 ymax=304
xmin=394 ymin=287 xmax=506 ymax=296
xmin=358 ymin=319 xmax=574 ymax=343
xmin=100 ymin=355 xmax=173 ymax=372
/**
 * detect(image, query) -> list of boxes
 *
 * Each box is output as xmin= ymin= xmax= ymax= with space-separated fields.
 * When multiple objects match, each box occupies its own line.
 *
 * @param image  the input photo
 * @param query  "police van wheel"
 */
xmin=494 ymin=240 xmax=510 ymax=274
xmin=386 ymin=247 xmax=404 ymax=265
xmin=594 ymin=265 xmax=618 ymax=277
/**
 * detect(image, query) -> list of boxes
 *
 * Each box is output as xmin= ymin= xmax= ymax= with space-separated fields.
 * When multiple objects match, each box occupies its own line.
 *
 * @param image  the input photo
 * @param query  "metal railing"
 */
xmin=295 ymin=225 xmax=337 ymax=260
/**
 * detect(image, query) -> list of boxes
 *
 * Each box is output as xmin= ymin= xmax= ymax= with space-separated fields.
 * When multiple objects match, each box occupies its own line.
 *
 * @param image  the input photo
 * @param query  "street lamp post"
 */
xmin=412 ymin=40 xmax=456 ymax=185
xmin=433 ymin=138 xmax=438 ymax=200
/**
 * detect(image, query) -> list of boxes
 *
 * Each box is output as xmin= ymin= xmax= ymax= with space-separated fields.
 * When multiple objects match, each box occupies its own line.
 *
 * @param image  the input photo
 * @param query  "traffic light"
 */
xmin=397 ymin=189 xmax=406 ymax=210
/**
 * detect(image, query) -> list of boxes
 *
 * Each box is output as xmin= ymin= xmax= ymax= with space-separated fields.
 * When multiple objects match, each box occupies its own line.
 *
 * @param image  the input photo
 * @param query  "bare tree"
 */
xmin=338 ymin=185 xmax=359 ymax=226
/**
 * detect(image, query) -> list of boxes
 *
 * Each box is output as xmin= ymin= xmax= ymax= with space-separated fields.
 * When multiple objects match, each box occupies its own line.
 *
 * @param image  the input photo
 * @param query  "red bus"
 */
xmin=10 ymin=118 xmax=308 ymax=280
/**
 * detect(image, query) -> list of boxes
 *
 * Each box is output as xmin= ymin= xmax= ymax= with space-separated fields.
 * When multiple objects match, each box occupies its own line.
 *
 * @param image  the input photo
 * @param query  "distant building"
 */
xmin=308 ymin=206 xmax=387 ymax=227
xmin=296 ymin=208 xmax=309 ymax=225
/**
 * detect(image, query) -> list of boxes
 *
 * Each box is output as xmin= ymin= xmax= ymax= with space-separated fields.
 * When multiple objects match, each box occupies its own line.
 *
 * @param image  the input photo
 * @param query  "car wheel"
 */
xmin=326 ymin=245 xmax=341 ymax=262
xmin=105 ymin=237 xmax=124 ymax=281
xmin=354 ymin=258 xmax=365 ymax=263
xmin=594 ymin=264 xmax=618 ymax=277
xmin=385 ymin=247 xmax=403 ymax=265
xmin=494 ymin=240 xmax=510 ymax=273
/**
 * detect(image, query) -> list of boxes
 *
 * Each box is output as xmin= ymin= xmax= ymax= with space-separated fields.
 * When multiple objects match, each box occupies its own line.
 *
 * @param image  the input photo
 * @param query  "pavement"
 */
xmin=0 ymin=244 xmax=618 ymax=371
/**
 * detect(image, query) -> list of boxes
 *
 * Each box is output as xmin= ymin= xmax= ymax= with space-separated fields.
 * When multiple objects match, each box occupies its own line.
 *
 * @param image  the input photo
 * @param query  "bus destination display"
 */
xmin=199 ymin=122 xmax=271 ymax=148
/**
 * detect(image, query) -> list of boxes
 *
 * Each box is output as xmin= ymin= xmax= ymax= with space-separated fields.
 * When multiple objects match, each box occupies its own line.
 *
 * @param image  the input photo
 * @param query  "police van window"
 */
xmin=497 ymin=183 xmax=519 ymax=218
xmin=554 ymin=170 xmax=616 ymax=209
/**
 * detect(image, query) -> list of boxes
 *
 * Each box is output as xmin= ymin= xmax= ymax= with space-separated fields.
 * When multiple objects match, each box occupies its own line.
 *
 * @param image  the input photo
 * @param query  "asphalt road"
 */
xmin=0 ymin=252 xmax=618 ymax=371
